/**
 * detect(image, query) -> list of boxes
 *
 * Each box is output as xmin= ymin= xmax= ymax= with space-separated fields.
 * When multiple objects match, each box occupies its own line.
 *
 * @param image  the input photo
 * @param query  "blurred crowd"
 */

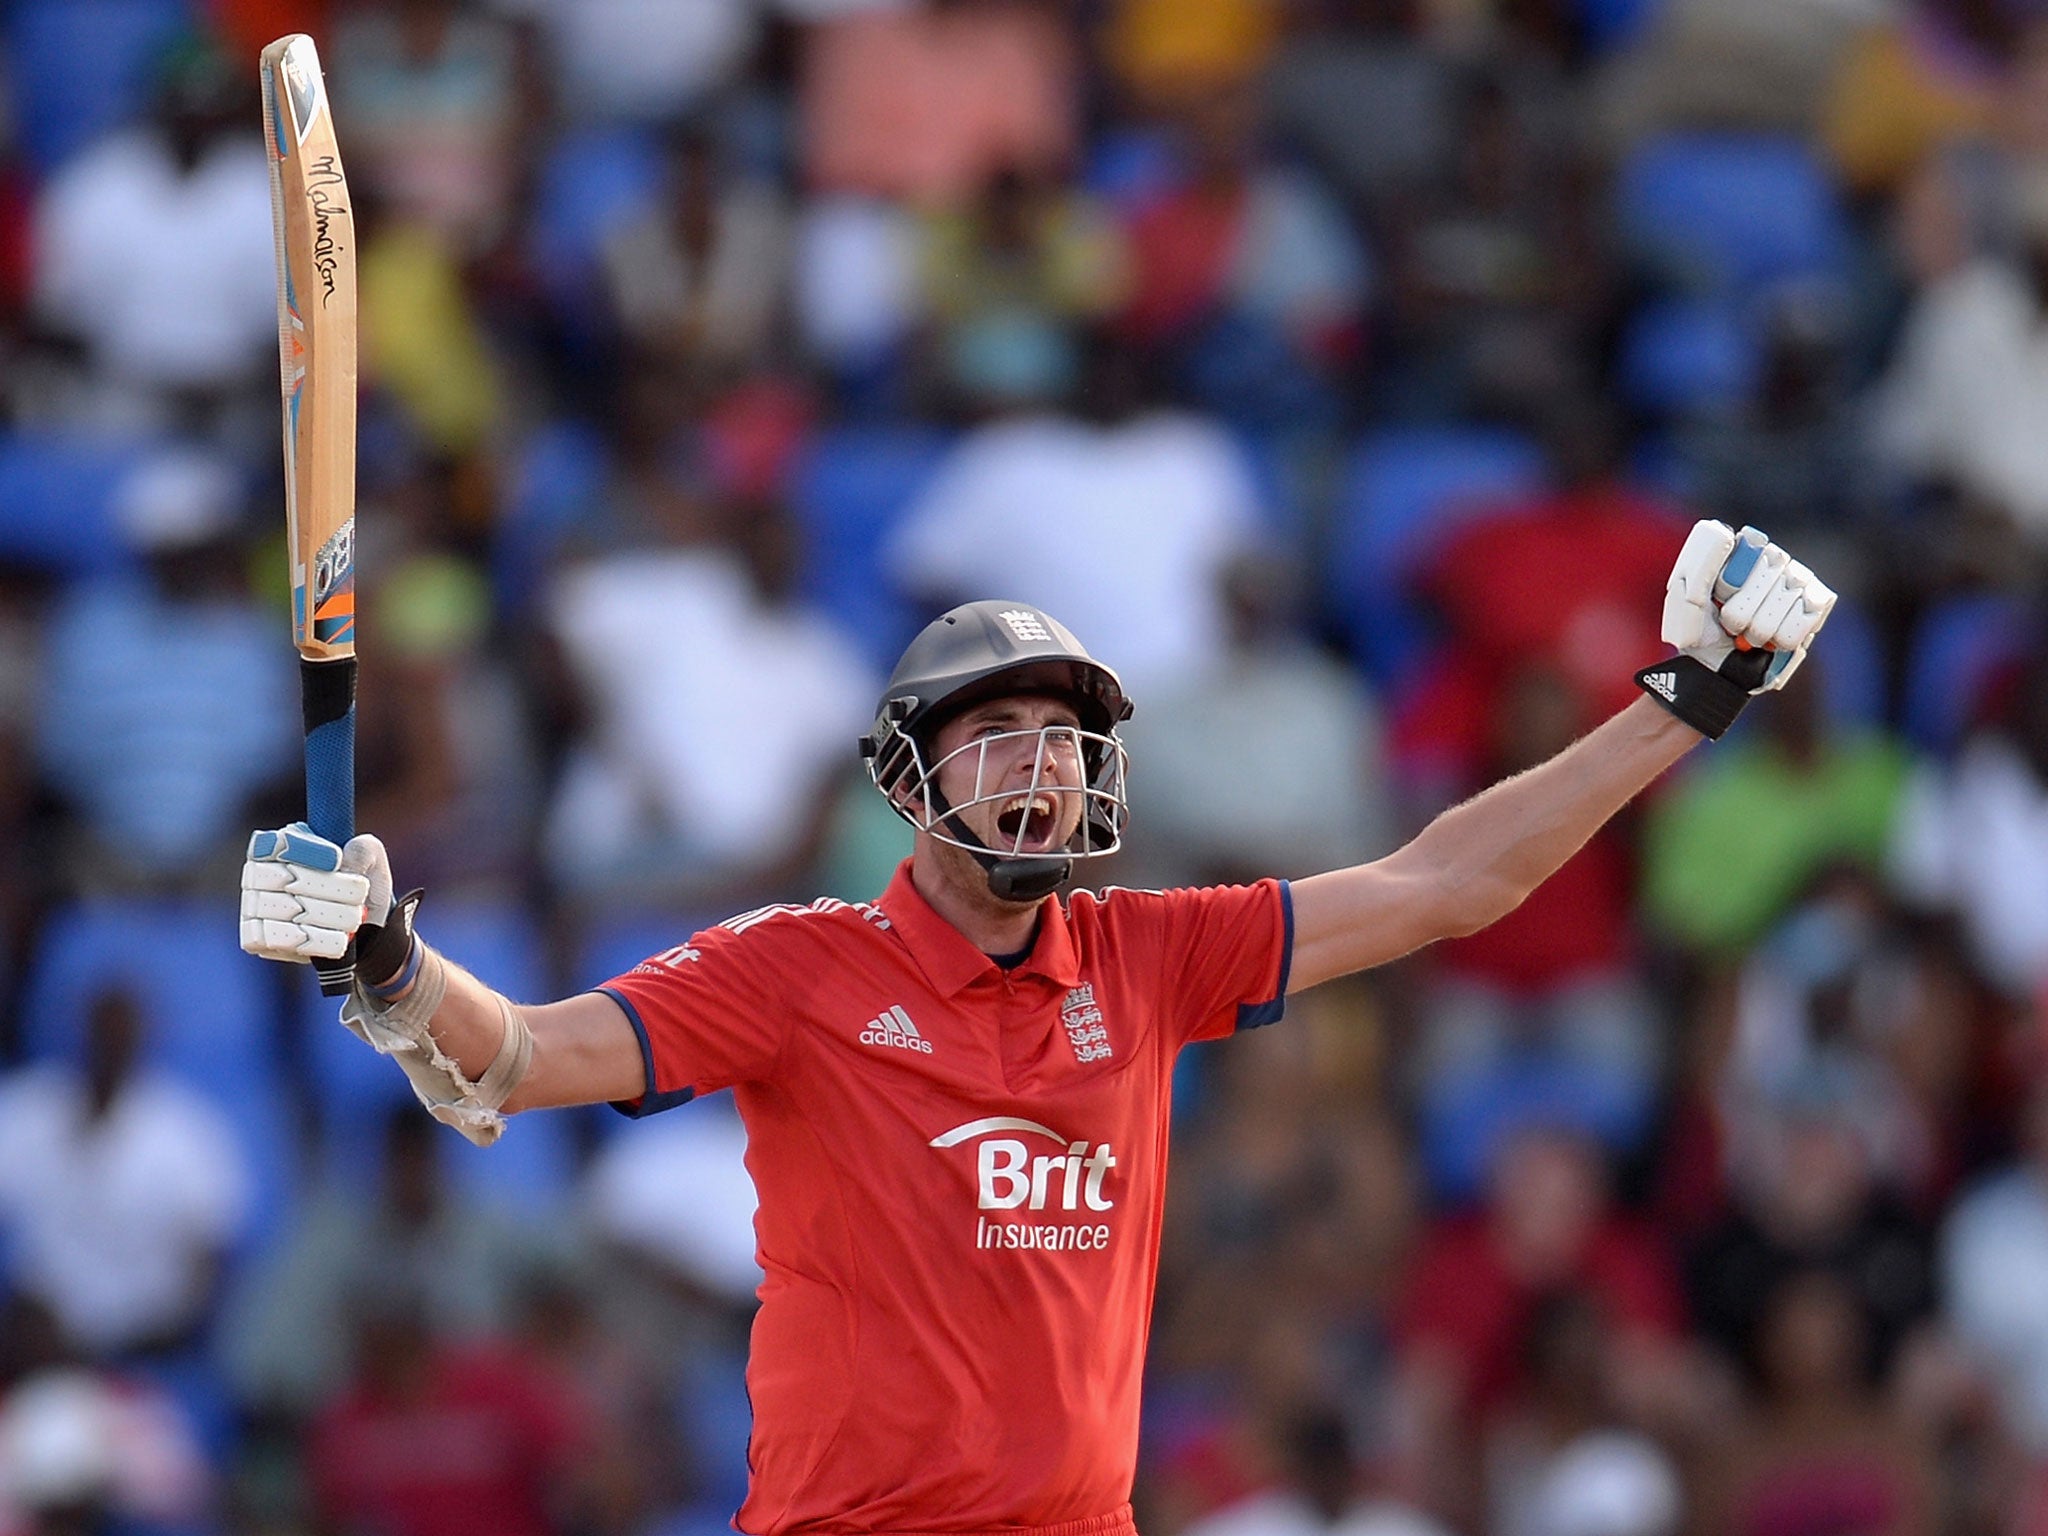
xmin=6 ymin=0 xmax=2048 ymax=1533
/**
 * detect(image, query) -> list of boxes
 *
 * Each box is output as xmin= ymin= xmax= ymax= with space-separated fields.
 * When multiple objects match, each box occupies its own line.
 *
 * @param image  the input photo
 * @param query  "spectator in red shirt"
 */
xmin=1393 ymin=1125 xmax=1687 ymax=1513
xmin=308 ymin=1295 xmax=585 ymax=1536
xmin=1406 ymin=400 xmax=1691 ymax=779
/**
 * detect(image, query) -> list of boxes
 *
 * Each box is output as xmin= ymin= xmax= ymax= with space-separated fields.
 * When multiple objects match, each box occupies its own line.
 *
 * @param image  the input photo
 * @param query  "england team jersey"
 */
xmin=599 ymin=861 xmax=1293 ymax=1536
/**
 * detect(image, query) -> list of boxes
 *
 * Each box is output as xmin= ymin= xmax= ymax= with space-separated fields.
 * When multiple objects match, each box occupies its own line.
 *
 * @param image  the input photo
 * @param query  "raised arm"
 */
xmin=240 ymin=832 xmax=647 ymax=1139
xmin=1290 ymin=698 xmax=1693 ymax=989
xmin=1289 ymin=521 xmax=1836 ymax=993
xmin=379 ymin=962 xmax=646 ymax=1113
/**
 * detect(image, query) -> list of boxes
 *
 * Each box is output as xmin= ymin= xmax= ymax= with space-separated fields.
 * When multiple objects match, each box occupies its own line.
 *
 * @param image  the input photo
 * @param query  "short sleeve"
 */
xmin=598 ymin=921 xmax=795 ymax=1116
xmin=1108 ymin=879 xmax=1292 ymax=1048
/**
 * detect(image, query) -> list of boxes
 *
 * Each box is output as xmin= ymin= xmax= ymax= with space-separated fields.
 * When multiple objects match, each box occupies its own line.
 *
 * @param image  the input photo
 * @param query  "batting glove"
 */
xmin=1635 ymin=522 xmax=1837 ymax=740
xmin=240 ymin=824 xmax=391 ymax=963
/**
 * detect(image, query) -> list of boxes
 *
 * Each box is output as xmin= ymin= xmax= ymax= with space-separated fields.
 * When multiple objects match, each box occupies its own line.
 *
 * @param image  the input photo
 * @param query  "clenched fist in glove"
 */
xmin=240 ymin=827 xmax=517 ymax=1145
xmin=1635 ymin=522 xmax=1837 ymax=739
xmin=240 ymin=825 xmax=417 ymax=989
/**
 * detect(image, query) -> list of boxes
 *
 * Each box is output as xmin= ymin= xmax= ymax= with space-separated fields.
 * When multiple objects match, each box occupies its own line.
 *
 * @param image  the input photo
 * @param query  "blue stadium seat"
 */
xmin=1082 ymin=125 xmax=1185 ymax=212
xmin=2 ymin=0 xmax=192 ymax=172
xmin=1615 ymin=133 xmax=1851 ymax=297
xmin=528 ymin=127 xmax=665 ymax=299
xmin=491 ymin=418 xmax=611 ymax=618
xmin=0 ymin=432 xmax=153 ymax=576
xmin=1616 ymin=299 xmax=1762 ymax=419
xmin=1627 ymin=432 xmax=1699 ymax=503
xmin=1808 ymin=599 xmax=1887 ymax=729
xmin=17 ymin=898 xmax=299 ymax=1253
xmin=21 ymin=899 xmax=274 ymax=1089
xmin=1327 ymin=426 xmax=1545 ymax=681
xmin=302 ymin=900 xmax=581 ymax=1214
xmin=1901 ymin=592 xmax=2035 ymax=756
xmin=1231 ymin=430 xmax=1315 ymax=540
xmin=1578 ymin=0 xmax=1665 ymax=52
xmin=675 ymin=1345 xmax=755 ymax=1516
xmin=1420 ymin=1051 xmax=1655 ymax=1205
xmin=788 ymin=426 xmax=953 ymax=670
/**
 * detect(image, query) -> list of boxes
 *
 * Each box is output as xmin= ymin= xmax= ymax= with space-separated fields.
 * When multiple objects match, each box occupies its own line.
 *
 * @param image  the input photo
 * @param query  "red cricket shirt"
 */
xmin=600 ymin=861 xmax=1293 ymax=1536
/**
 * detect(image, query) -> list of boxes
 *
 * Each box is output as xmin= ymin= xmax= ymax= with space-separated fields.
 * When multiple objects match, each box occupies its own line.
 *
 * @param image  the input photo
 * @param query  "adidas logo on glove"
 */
xmin=1641 ymin=670 xmax=1679 ymax=703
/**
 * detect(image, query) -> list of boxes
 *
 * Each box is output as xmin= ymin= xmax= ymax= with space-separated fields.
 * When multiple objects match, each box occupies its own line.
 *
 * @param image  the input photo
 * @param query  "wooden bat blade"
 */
xmin=261 ymin=33 xmax=357 ymax=667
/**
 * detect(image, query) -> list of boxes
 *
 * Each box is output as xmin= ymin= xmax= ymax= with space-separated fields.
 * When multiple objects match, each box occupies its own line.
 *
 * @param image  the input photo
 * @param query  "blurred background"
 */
xmin=3 ymin=0 xmax=2048 ymax=1533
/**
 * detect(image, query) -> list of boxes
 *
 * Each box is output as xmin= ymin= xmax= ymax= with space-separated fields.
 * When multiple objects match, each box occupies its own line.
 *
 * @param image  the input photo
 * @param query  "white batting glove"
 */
xmin=1637 ymin=522 xmax=1836 ymax=738
xmin=240 ymin=824 xmax=391 ymax=963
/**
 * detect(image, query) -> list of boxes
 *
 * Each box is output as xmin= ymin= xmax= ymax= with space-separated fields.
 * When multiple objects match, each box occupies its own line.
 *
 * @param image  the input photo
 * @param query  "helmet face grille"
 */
xmin=868 ymin=723 xmax=1130 ymax=862
xmin=863 ymin=601 xmax=1134 ymax=874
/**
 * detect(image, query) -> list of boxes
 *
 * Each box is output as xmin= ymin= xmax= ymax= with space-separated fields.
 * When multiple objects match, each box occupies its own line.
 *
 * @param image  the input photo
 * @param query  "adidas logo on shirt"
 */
xmin=860 ymin=1004 xmax=933 ymax=1055
xmin=1641 ymin=670 xmax=1679 ymax=703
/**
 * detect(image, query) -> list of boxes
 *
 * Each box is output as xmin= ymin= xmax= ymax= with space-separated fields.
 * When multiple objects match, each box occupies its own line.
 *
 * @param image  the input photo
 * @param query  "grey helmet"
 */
xmin=860 ymin=601 xmax=1133 ymax=902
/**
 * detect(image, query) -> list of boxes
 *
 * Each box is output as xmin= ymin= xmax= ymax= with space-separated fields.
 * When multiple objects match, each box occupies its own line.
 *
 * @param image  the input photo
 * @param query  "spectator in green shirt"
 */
xmin=1640 ymin=656 xmax=1909 ymax=956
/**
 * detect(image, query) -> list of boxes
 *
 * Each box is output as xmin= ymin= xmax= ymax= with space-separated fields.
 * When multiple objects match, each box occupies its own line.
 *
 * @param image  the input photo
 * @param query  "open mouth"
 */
xmin=994 ymin=792 xmax=1061 ymax=852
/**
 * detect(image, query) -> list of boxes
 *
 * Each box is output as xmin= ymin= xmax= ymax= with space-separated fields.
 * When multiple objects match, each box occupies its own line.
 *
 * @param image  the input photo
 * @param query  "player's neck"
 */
xmin=910 ymin=843 xmax=1045 ymax=957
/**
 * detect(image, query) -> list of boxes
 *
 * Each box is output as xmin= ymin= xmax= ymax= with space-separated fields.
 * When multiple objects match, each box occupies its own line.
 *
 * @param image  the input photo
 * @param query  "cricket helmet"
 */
xmin=860 ymin=601 xmax=1133 ymax=902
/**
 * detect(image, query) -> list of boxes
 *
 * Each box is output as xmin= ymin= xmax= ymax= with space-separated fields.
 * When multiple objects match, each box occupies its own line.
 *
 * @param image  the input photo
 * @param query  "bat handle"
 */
xmin=301 ymin=656 xmax=358 ymax=996
xmin=1712 ymin=526 xmax=1767 ymax=604
xmin=1712 ymin=526 xmax=1770 ymax=652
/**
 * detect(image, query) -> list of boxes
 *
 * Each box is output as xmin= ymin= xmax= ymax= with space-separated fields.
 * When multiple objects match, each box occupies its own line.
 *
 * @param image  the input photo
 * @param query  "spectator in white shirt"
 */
xmin=887 ymin=332 xmax=1268 ymax=697
xmin=29 ymin=42 xmax=276 ymax=427
xmin=1941 ymin=1077 xmax=2048 ymax=1460
xmin=543 ymin=434 xmax=875 ymax=904
xmin=1892 ymin=646 xmax=2048 ymax=995
xmin=0 ymin=991 xmax=251 ymax=1359
xmin=1873 ymin=163 xmax=2048 ymax=541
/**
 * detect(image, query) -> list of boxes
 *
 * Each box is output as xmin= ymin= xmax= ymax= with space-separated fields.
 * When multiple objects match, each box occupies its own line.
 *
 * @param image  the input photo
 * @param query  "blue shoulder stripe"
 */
xmin=596 ymin=986 xmax=698 ymax=1118
xmin=1235 ymin=880 xmax=1294 ymax=1031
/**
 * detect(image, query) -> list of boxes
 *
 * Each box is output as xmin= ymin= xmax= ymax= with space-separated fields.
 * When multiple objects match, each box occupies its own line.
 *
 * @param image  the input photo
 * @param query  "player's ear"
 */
xmin=892 ymin=776 xmax=938 ymax=828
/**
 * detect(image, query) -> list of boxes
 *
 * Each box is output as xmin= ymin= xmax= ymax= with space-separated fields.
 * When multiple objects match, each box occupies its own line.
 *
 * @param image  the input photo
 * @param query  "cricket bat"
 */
xmin=261 ymin=34 xmax=359 ymax=996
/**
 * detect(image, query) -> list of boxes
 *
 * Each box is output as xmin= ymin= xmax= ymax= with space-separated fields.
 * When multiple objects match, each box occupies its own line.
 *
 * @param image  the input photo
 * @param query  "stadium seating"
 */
xmin=788 ymin=425 xmax=953 ymax=670
xmin=569 ymin=909 xmax=724 ymax=997
xmin=527 ymin=127 xmax=666 ymax=303
xmin=677 ymin=1345 xmax=756 ymax=1515
xmin=3 ymin=0 xmax=192 ymax=172
xmin=1081 ymin=124 xmax=1184 ymax=211
xmin=1901 ymin=592 xmax=2037 ymax=756
xmin=1419 ymin=1050 xmax=1655 ymax=1205
xmin=491 ymin=417 xmax=612 ymax=618
xmin=1614 ymin=133 xmax=1851 ymax=298
xmin=1616 ymin=299 xmax=1762 ymax=419
xmin=1578 ymin=0 xmax=1665 ymax=51
xmin=0 ymin=432 xmax=153 ymax=576
xmin=1327 ymin=425 xmax=1545 ymax=681
xmin=1806 ymin=599 xmax=1888 ymax=730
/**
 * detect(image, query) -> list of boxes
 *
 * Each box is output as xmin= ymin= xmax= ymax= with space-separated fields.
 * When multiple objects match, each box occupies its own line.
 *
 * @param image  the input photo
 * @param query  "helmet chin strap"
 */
xmin=983 ymin=852 xmax=1072 ymax=903
xmin=923 ymin=784 xmax=1073 ymax=904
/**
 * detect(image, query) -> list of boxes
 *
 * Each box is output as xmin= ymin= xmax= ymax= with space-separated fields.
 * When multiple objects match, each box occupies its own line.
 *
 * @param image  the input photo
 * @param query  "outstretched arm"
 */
xmin=384 ymin=966 xmax=645 ymax=1113
xmin=1289 ymin=698 xmax=1693 ymax=990
xmin=241 ymin=833 xmax=648 ymax=1138
xmin=1288 ymin=520 xmax=1837 ymax=993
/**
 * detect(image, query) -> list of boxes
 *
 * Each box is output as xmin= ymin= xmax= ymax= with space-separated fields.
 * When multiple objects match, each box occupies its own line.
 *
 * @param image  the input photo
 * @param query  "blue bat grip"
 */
xmin=301 ymin=657 xmax=358 ymax=995
xmin=1720 ymin=533 xmax=1763 ymax=593
xmin=304 ymin=712 xmax=356 ymax=847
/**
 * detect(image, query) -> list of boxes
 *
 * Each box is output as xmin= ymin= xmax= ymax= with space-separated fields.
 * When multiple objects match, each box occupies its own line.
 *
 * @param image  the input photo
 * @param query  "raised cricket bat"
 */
xmin=261 ymin=34 xmax=359 ymax=996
